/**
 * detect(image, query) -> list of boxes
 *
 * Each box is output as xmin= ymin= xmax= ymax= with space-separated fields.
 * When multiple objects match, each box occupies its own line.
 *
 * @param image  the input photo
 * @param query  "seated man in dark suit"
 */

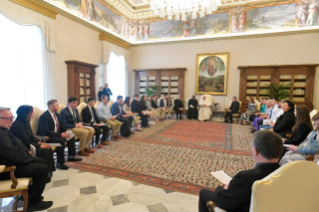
xmin=174 ymin=94 xmax=184 ymax=119
xmin=159 ymin=94 xmax=172 ymax=119
xmin=60 ymin=97 xmax=95 ymax=156
xmin=82 ymin=98 xmax=110 ymax=148
xmin=131 ymin=94 xmax=148 ymax=128
xmin=199 ymin=130 xmax=282 ymax=212
xmin=38 ymin=99 xmax=82 ymax=170
xmin=111 ymin=95 xmax=134 ymax=136
xmin=0 ymin=107 xmax=53 ymax=211
xmin=224 ymin=96 xmax=240 ymax=123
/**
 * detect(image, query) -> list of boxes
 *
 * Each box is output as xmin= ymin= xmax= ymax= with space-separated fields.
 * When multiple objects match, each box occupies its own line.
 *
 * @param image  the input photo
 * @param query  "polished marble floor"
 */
xmin=0 ymin=168 xmax=199 ymax=212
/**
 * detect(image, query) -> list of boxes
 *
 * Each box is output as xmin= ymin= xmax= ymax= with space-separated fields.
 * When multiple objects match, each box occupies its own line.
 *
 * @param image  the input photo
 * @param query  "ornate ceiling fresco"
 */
xmin=44 ymin=0 xmax=319 ymax=45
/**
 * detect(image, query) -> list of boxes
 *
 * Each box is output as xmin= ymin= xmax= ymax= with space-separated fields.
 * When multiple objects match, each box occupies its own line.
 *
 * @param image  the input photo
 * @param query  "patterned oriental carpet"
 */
xmin=66 ymin=120 xmax=256 ymax=195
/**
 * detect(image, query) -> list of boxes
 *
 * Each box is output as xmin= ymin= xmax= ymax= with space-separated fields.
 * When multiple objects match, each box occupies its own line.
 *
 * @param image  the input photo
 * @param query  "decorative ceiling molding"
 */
xmin=10 ymin=0 xmax=58 ymax=19
xmin=99 ymin=33 xmax=131 ymax=49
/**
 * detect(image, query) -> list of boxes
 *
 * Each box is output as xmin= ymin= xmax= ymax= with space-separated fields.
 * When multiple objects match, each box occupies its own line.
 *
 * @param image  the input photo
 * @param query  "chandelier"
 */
xmin=150 ymin=0 xmax=222 ymax=21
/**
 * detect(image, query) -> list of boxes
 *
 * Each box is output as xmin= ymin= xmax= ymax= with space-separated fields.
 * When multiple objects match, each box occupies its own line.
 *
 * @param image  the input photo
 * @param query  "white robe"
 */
xmin=198 ymin=97 xmax=212 ymax=121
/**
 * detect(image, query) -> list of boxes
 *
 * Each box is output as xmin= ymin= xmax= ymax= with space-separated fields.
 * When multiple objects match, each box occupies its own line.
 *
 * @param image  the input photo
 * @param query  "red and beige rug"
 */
xmin=67 ymin=120 xmax=255 ymax=195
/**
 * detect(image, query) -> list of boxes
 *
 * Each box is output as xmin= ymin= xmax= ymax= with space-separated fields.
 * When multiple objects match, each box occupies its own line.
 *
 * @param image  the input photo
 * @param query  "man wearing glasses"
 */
xmin=0 ymin=107 xmax=53 ymax=211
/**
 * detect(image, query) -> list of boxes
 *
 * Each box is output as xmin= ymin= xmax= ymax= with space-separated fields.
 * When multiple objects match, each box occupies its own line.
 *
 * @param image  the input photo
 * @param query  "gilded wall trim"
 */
xmin=99 ymin=33 xmax=130 ymax=50
xmin=10 ymin=0 xmax=57 ymax=19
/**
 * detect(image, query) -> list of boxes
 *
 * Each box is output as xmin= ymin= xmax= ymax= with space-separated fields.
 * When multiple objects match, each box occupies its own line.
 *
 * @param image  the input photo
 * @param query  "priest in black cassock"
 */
xmin=174 ymin=94 xmax=184 ymax=119
xmin=187 ymin=95 xmax=198 ymax=120
xmin=0 ymin=107 xmax=53 ymax=211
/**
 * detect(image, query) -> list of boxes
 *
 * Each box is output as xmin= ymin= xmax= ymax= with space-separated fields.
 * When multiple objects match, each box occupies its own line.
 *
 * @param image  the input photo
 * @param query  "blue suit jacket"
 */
xmin=111 ymin=102 xmax=126 ymax=118
xmin=60 ymin=107 xmax=80 ymax=129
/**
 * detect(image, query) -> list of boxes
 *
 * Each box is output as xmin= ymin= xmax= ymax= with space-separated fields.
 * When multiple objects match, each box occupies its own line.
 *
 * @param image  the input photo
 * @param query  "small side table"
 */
xmin=213 ymin=103 xmax=219 ymax=117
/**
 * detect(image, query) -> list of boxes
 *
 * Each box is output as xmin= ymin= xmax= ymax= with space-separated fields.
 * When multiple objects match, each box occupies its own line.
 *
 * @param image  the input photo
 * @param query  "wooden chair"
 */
xmin=310 ymin=109 xmax=318 ymax=126
xmin=254 ymin=99 xmax=261 ymax=112
xmin=231 ymin=101 xmax=242 ymax=123
xmin=207 ymin=160 xmax=319 ymax=212
xmin=0 ymin=165 xmax=32 ymax=212
xmin=58 ymin=104 xmax=66 ymax=114
xmin=94 ymin=101 xmax=101 ymax=111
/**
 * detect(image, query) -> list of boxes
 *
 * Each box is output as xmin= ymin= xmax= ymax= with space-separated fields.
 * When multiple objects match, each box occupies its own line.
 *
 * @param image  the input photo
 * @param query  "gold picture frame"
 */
xmin=195 ymin=53 xmax=229 ymax=95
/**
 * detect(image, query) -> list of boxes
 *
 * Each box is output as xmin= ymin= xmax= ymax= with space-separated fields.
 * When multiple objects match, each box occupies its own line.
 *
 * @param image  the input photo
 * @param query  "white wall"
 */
xmin=131 ymin=33 xmax=319 ymax=109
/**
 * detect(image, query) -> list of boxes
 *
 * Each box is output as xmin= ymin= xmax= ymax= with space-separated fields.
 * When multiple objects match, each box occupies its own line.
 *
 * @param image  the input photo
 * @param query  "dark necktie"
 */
xmin=91 ymin=107 xmax=96 ymax=123
xmin=53 ymin=114 xmax=60 ymax=132
xmin=72 ymin=109 xmax=77 ymax=124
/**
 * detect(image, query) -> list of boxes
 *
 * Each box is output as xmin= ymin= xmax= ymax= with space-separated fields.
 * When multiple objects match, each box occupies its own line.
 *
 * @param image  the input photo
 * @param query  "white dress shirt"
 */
xmin=49 ymin=111 xmax=57 ymax=133
xmin=88 ymin=106 xmax=94 ymax=123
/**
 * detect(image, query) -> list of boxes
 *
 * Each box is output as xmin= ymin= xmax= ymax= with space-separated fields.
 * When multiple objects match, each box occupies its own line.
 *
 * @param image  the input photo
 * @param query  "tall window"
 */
xmin=107 ymin=52 xmax=126 ymax=100
xmin=0 ymin=12 xmax=55 ymax=114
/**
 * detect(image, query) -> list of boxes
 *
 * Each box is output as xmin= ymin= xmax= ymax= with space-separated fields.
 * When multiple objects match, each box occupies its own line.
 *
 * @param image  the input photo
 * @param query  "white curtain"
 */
xmin=0 ymin=12 xmax=56 ymax=114
xmin=106 ymin=52 xmax=127 ymax=101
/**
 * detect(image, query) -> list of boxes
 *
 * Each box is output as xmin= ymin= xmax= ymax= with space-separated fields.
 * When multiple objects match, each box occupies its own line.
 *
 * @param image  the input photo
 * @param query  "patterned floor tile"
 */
xmin=53 ymin=179 xmax=69 ymax=188
xmin=111 ymin=194 xmax=130 ymax=205
xmin=47 ymin=206 xmax=68 ymax=212
xmin=80 ymin=186 xmax=97 ymax=195
xmin=147 ymin=203 xmax=169 ymax=212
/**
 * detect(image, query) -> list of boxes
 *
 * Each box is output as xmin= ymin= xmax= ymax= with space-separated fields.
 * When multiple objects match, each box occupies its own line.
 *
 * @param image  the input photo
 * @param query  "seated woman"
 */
xmin=240 ymin=97 xmax=256 ymax=125
xmin=281 ymin=105 xmax=313 ymax=157
xmin=147 ymin=96 xmax=160 ymax=123
xmin=10 ymin=105 xmax=55 ymax=182
xmin=272 ymin=100 xmax=296 ymax=138
xmin=280 ymin=112 xmax=319 ymax=166
xmin=140 ymin=95 xmax=155 ymax=124
xmin=251 ymin=100 xmax=272 ymax=133
xmin=123 ymin=97 xmax=142 ymax=131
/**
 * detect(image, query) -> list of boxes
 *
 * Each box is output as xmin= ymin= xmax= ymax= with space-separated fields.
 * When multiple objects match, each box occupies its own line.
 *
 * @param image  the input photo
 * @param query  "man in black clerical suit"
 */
xmin=174 ymin=94 xmax=184 ymax=119
xmin=187 ymin=95 xmax=198 ymax=120
xmin=224 ymin=96 xmax=240 ymax=123
xmin=131 ymin=94 xmax=148 ymax=127
xmin=111 ymin=95 xmax=134 ymax=136
xmin=199 ymin=131 xmax=282 ymax=212
xmin=82 ymin=98 xmax=110 ymax=147
xmin=38 ymin=100 xmax=82 ymax=170
xmin=0 ymin=107 xmax=53 ymax=211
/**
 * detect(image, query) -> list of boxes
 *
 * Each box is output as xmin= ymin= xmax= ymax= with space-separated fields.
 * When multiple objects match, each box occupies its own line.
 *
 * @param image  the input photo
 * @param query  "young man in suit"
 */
xmin=0 ymin=107 xmax=53 ymax=211
xmin=151 ymin=95 xmax=163 ymax=120
xmin=38 ymin=100 xmax=82 ymax=170
xmin=82 ymin=98 xmax=110 ymax=148
xmin=111 ymin=95 xmax=134 ymax=136
xmin=199 ymin=130 xmax=282 ymax=212
xmin=159 ymin=94 xmax=172 ymax=119
xmin=174 ymin=94 xmax=184 ymax=119
xmin=131 ymin=94 xmax=148 ymax=127
xmin=60 ymin=97 xmax=95 ymax=156
xmin=98 ymin=95 xmax=123 ymax=141
xmin=224 ymin=96 xmax=240 ymax=123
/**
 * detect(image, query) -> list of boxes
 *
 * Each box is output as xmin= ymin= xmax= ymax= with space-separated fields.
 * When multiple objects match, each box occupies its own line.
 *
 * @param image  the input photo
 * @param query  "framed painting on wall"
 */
xmin=196 ymin=53 xmax=229 ymax=95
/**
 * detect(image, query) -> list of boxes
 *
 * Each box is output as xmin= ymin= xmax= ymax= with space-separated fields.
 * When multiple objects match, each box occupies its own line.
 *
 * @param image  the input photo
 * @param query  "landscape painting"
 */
xmin=196 ymin=53 xmax=228 ymax=95
xmin=246 ymin=3 xmax=297 ymax=31
xmin=150 ymin=19 xmax=183 ymax=40
xmin=197 ymin=13 xmax=229 ymax=36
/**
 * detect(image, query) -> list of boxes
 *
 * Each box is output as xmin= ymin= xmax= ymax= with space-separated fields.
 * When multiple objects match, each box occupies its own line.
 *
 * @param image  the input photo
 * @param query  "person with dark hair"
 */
xmin=140 ymin=95 xmax=155 ymax=124
xmin=174 ymin=94 xmax=184 ymax=119
xmin=98 ymin=95 xmax=123 ymax=141
xmin=159 ymin=94 xmax=172 ymax=119
xmin=282 ymin=105 xmax=313 ymax=156
xmin=199 ymin=131 xmax=282 ymax=212
xmin=187 ymin=95 xmax=198 ymax=120
xmin=123 ymin=96 xmax=142 ymax=131
xmin=280 ymin=112 xmax=319 ymax=165
xmin=60 ymin=97 xmax=95 ymax=156
xmin=10 ymin=105 xmax=55 ymax=180
xmin=97 ymin=86 xmax=104 ymax=101
xmin=272 ymin=100 xmax=296 ymax=138
xmin=224 ymin=96 xmax=240 ymax=123
xmin=111 ymin=95 xmax=134 ymax=136
xmin=151 ymin=95 xmax=163 ymax=120
xmin=258 ymin=98 xmax=280 ymax=130
xmin=38 ymin=99 xmax=81 ymax=170
xmin=103 ymin=83 xmax=113 ymax=100
xmin=131 ymin=95 xmax=149 ymax=127
xmin=0 ymin=107 xmax=53 ymax=211
xmin=82 ymin=98 xmax=110 ymax=147
xmin=147 ymin=96 xmax=160 ymax=123
xmin=240 ymin=96 xmax=256 ymax=124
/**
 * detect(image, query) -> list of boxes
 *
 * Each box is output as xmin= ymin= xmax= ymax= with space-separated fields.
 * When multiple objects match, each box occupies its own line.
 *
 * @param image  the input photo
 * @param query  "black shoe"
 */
xmin=229 ymin=121 xmax=233 ymax=123
xmin=56 ymin=163 xmax=69 ymax=170
xmin=68 ymin=156 xmax=82 ymax=162
xmin=223 ymin=120 xmax=228 ymax=123
xmin=20 ymin=196 xmax=44 ymax=202
xmin=28 ymin=200 xmax=53 ymax=211
xmin=46 ymin=177 xmax=51 ymax=183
